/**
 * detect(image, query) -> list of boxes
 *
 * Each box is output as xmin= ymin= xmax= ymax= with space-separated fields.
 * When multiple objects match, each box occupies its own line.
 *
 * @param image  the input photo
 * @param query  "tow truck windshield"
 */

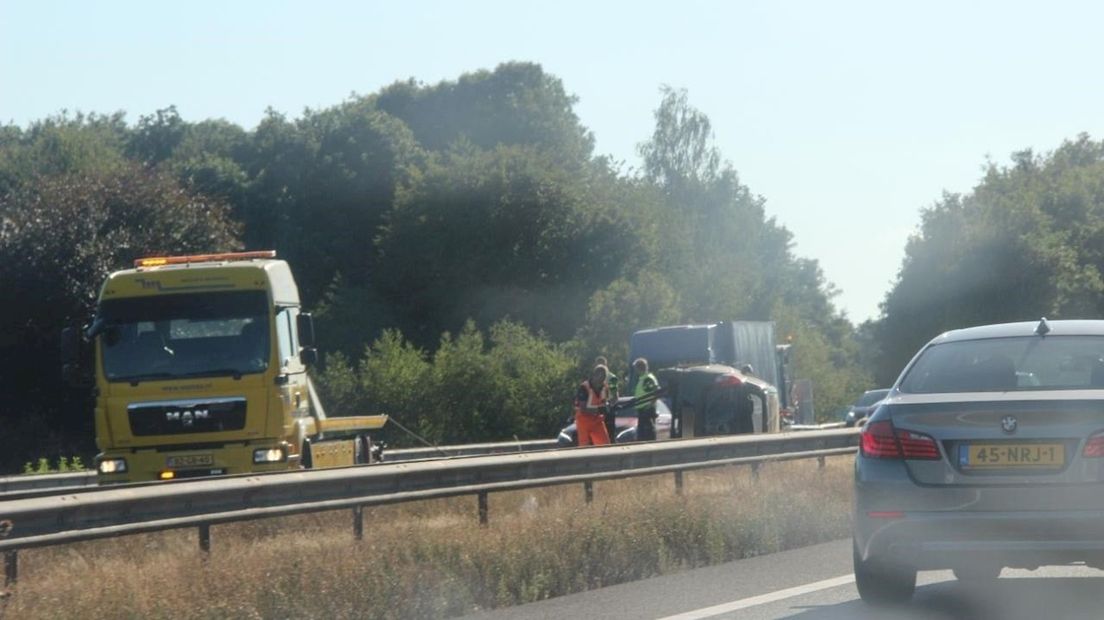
xmin=97 ymin=290 xmax=270 ymax=382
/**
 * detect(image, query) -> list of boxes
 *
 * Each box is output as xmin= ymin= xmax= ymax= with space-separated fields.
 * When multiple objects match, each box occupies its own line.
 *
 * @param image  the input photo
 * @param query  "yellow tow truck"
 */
xmin=62 ymin=251 xmax=387 ymax=483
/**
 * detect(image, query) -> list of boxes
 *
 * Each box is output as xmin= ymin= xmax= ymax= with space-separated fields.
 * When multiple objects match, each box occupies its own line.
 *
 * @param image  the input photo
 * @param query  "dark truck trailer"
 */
xmin=622 ymin=321 xmax=788 ymax=439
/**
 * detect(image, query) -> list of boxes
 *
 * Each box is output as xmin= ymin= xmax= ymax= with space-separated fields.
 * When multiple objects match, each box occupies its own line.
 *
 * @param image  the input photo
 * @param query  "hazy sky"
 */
xmin=4 ymin=0 xmax=1103 ymax=322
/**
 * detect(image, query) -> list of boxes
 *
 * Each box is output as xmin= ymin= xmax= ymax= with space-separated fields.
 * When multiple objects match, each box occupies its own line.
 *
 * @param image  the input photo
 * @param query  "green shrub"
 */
xmin=21 ymin=456 xmax=85 ymax=474
xmin=316 ymin=320 xmax=578 ymax=446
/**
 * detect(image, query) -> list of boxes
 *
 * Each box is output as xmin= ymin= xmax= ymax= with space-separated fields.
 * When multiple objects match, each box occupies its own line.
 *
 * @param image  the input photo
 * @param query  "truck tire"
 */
xmin=354 ymin=434 xmax=373 ymax=465
xmin=300 ymin=440 xmax=313 ymax=470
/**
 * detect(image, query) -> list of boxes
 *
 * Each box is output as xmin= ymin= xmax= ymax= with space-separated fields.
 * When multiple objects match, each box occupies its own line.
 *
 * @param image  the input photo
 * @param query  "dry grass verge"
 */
xmin=1 ymin=457 xmax=852 ymax=619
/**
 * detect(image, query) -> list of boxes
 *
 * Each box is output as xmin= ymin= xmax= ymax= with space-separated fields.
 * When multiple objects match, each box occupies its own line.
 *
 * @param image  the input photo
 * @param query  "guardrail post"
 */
xmin=3 ymin=551 xmax=15 ymax=586
xmin=198 ymin=523 xmax=211 ymax=554
xmin=750 ymin=462 xmax=760 ymax=481
xmin=584 ymin=481 xmax=594 ymax=504
xmin=478 ymin=491 xmax=489 ymax=526
xmin=674 ymin=471 xmax=684 ymax=495
xmin=817 ymin=455 xmax=826 ymax=469
xmin=353 ymin=506 xmax=364 ymax=540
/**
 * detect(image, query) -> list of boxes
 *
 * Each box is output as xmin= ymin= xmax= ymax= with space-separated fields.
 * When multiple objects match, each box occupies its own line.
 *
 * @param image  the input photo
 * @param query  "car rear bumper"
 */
xmin=855 ymin=509 xmax=1104 ymax=569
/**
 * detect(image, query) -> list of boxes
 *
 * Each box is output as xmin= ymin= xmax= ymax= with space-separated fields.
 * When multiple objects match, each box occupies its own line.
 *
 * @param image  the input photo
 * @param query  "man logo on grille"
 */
xmin=166 ymin=409 xmax=210 ymax=427
xmin=1001 ymin=415 xmax=1018 ymax=434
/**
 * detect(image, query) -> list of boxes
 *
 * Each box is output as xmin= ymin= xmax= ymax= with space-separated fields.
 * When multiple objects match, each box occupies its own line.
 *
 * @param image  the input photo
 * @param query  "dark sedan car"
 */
xmin=853 ymin=319 xmax=1104 ymax=604
xmin=845 ymin=388 xmax=890 ymax=427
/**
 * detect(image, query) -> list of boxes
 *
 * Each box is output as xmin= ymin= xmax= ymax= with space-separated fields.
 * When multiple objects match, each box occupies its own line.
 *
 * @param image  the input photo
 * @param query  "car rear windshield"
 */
xmin=900 ymin=336 xmax=1104 ymax=393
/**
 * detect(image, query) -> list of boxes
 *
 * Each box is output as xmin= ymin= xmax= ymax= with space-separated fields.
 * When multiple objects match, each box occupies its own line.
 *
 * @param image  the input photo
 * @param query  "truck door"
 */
xmin=274 ymin=306 xmax=310 ymax=425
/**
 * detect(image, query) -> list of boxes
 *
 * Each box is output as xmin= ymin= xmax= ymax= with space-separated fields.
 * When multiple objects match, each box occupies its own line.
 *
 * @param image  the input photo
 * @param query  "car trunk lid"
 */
xmin=884 ymin=392 xmax=1104 ymax=486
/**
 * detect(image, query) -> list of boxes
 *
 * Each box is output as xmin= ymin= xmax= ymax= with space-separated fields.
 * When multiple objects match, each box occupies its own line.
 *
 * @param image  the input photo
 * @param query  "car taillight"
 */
xmin=896 ymin=429 xmax=940 ymax=459
xmin=861 ymin=420 xmax=900 ymax=458
xmin=715 ymin=374 xmax=743 ymax=387
xmin=1083 ymin=432 xmax=1104 ymax=458
xmin=860 ymin=420 xmax=940 ymax=460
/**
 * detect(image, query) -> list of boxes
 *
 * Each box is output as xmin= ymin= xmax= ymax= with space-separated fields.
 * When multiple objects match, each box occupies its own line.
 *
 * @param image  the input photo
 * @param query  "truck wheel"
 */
xmin=354 ymin=434 xmax=373 ymax=465
xmin=300 ymin=440 xmax=313 ymax=469
xmin=853 ymin=542 xmax=915 ymax=605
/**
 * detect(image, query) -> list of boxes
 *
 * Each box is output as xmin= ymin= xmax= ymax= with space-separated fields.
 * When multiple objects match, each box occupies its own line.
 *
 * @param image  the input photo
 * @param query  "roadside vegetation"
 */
xmin=0 ymin=458 xmax=851 ymax=619
xmin=20 ymin=457 xmax=84 ymax=475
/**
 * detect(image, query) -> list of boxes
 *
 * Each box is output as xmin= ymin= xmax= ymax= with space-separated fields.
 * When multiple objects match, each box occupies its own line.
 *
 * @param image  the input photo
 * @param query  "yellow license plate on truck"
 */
xmin=166 ymin=454 xmax=214 ymax=468
xmin=961 ymin=443 xmax=1064 ymax=468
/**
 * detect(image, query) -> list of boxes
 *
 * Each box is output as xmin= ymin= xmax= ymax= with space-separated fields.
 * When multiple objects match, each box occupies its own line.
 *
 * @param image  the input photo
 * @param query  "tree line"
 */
xmin=871 ymin=135 xmax=1104 ymax=384
xmin=0 ymin=62 xmax=871 ymax=470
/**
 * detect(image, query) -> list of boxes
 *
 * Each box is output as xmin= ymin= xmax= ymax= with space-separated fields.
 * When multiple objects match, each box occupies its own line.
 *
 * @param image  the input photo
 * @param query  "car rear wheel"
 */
xmin=853 ymin=543 xmax=916 ymax=605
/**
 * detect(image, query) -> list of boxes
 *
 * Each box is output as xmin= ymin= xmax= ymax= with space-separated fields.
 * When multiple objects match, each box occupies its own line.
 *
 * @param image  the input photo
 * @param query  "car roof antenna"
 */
xmin=1035 ymin=317 xmax=1051 ymax=336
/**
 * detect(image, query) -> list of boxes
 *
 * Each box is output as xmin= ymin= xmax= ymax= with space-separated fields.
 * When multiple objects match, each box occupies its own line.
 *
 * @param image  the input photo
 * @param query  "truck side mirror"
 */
xmin=299 ymin=347 xmax=318 ymax=367
xmin=297 ymin=312 xmax=316 ymax=347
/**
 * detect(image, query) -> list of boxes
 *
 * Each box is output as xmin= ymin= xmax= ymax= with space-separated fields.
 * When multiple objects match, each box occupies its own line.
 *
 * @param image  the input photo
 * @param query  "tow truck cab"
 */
xmin=66 ymin=251 xmax=385 ymax=483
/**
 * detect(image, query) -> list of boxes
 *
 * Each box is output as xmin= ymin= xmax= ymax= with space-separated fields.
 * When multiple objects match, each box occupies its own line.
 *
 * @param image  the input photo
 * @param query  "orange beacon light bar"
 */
xmin=134 ymin=250 xmax=276 ymax=268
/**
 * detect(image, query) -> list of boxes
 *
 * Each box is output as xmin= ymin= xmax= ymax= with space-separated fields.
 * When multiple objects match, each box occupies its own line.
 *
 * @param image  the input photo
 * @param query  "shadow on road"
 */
xmin=782 ymin=577 xmax=1104 ymax=620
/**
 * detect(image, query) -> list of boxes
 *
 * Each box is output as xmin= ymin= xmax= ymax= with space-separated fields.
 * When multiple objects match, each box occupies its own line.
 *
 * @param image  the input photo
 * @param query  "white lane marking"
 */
xmin=655 ymin=574 xmax=855 ymax=620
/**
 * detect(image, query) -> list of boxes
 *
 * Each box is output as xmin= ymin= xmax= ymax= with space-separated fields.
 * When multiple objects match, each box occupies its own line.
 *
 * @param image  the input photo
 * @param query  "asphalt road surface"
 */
xmin=463 ymin=538 xmax=1104 ymax=619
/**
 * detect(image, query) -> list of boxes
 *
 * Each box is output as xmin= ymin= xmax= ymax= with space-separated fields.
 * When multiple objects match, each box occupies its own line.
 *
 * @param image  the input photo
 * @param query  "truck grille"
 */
xmin=128 ymin=397 xmax=247 ymax=436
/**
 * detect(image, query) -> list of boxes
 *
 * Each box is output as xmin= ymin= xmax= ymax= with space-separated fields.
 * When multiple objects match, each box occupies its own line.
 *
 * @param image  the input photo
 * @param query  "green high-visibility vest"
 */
xmin=634 ymin=372 xmax=658 ymax=411
xmin=607 ymin=372 xmax=620 ymax=400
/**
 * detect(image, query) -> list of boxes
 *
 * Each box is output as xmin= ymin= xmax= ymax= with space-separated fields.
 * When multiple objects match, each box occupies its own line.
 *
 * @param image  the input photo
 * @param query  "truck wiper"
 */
xmin=122 ymin=372 xmax=176 ymax=386
xmin=176 ymin=369 xmax=245 ymax=380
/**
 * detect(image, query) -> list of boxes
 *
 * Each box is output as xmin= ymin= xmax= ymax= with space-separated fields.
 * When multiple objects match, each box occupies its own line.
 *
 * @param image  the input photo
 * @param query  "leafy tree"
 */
xmin=376 ymin=62 xmax=594 ymax=161
xmin=294 ymin=101 xmax=420 ymax=301
xmin=0 ymin=112 xmax=128 ymax=195
xmin=635 ymin=86 xmax=870 ymax=412
xmin=375 ymin=144 xmax=637 ymax=345
xmin=238 ymin=103 xmax=420 ymax=306
xmin=166 ymin=118 xmax=252 ymax=208
xmin=874 ymin=135 xmax=1104 ymax=384
xmin=127 ymin=106 xmax=187 ymax=165
xmin=637 ymin=87 xmax=775 ymax=321
xmin=575 ymin=272 xmax=682 ymax=372
xmin=0 ymin=164 xmax=241 ymax=470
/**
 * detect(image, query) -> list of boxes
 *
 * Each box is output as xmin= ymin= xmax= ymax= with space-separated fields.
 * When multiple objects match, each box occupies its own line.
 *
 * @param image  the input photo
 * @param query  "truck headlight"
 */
xmin=98 ymin=458 xmax=127 ymax=474
xmin=253 ymin=447 xmax=287 ymax=464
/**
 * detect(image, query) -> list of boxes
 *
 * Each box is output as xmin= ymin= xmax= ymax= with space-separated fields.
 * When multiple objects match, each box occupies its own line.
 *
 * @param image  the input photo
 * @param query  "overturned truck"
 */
xmin=629 ymin=321 xmax=788 ymax=438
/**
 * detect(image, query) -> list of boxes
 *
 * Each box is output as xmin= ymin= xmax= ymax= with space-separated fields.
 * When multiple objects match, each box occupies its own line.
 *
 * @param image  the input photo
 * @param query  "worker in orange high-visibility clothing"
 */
xmin=575 ymin=364 xmax=612 ymax=446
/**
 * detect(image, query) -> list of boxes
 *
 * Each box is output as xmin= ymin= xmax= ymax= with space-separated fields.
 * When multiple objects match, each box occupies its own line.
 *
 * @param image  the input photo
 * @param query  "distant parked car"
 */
xmin=845 ymin=388 xmax=890 ymax=427
xmin=557 ymin=397 xmax=673 ymax=446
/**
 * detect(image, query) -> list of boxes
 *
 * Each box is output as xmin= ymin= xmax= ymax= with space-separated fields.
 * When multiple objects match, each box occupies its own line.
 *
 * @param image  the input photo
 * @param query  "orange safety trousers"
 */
xmin=576 ymin=412 xmax=610 ymax=446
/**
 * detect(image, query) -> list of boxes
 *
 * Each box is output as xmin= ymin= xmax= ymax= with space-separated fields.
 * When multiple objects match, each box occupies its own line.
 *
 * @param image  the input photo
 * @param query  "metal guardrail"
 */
xmin=0 ymin=430 xmax=858 ymax=557
xmin=384 ymin=439 xmax=559 ymax=461
xmin=0 ymin=439 xmax=560 ymax=498
xmin=0 ymin=472 xmax=96 ymax=494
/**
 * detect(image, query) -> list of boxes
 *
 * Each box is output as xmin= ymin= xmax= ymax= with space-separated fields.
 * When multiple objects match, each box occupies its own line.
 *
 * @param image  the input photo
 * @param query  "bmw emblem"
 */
xmin=1001 ymin=415 xmax=1018 ymax=434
